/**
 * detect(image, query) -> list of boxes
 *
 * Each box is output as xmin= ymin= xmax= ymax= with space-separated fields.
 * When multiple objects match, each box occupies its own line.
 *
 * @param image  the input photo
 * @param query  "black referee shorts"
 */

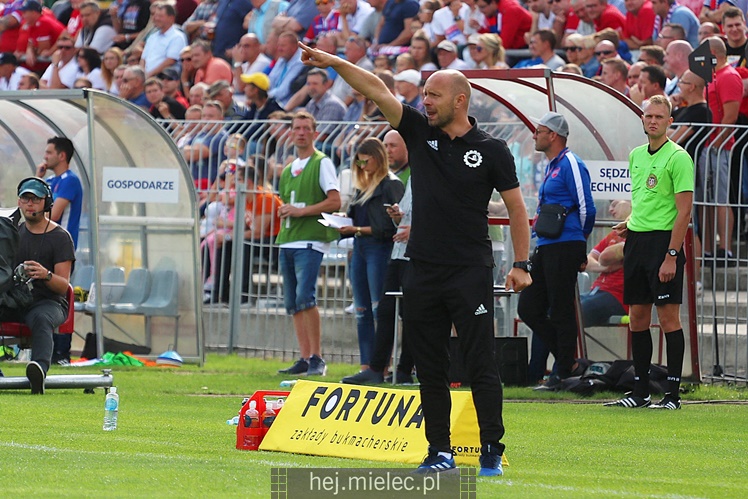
xmin=623 ymin=230 xmax=685 ymax=306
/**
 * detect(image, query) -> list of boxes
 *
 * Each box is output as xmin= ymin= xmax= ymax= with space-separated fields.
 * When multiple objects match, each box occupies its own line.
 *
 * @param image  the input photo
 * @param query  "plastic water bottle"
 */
xmin=245 ymin=400 xmax=260 ymax=428
xmin=279 ymin=380 xmax=297 ymax=388
xmin=262 ymin=399 xmax=276 ymax=428
xmin=103 ymin=387 xmax=119 ymax=431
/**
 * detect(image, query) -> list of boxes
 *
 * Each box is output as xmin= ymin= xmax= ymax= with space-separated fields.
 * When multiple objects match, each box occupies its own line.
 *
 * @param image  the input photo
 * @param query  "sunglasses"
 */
xmin=594 ymin=50 xmax=615 ymax=56
xmin=354 ymin=158 xmax=370 ymax=167
xmin=564 ymin=46 xmax=583 ymax=52
xmin=180 ymin=57 xmax=192 ymax=62
xmin=470 ymin=45 xmax=484 ymax=52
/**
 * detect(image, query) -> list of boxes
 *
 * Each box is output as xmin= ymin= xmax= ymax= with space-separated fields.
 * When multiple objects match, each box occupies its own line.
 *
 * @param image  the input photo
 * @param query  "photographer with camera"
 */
xmin=7 ymin=177 xmax=75 ymax=394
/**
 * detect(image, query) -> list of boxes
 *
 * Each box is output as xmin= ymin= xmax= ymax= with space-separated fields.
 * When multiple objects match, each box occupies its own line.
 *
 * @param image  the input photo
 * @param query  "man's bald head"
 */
xmin=430 ymin=69 xmax=471 ymax=101
xmin=707 ymin=36 xmax=727 ymax=58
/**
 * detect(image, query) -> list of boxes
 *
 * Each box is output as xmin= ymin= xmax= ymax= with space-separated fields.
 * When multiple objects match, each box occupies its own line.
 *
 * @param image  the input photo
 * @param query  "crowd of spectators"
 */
xmin=5 ymin=0 xmax=748 ymax=301
xmin=0 ymin=0 xmax=725 ymax=106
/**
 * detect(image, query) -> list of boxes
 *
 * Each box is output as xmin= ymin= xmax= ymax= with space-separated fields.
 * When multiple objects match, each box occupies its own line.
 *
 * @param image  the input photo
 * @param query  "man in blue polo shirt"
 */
xmin=36 ymin=135 xmax=83 ymax=365
xmin=36 ymin=136 xmax=82 ymax=250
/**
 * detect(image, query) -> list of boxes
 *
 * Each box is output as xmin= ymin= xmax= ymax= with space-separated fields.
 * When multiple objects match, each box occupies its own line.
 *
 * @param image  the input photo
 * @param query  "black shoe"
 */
xmin=26 ymin=361 xmax=45 ymax=395
xmin=52 ymin=352 xmax=71 ymax=366
xmin=650 ymin=392 xmax=681 ymax=410
xmin=714 ymin=249 xmax=737 ymax=268
xmin=342 ymin=368 xmax=384 ymax=385
xmin=533 ymin=373 xmax=563 ymax=391
xmin=384 ymin=371 xmax=415 ymax=384
xmin=306 ymin=355 xmax=327 ymax=376
xmin=603 ymin=391 xmax=651 ymax=408
xmin=278 ymin=358 xmax=309 ymax=375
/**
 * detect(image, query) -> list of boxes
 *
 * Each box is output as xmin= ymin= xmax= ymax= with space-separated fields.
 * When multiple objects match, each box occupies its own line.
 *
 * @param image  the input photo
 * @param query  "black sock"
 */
xmin=631 ymin=330 xmax=652 ymax=398
xmin=665 ymin=329 xmax=685 ymax=397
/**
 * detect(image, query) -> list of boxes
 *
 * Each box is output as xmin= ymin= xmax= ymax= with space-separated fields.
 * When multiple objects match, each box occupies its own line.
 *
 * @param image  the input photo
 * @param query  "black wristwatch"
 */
xmin=667 ymin=248 xmax=678 ymax=257
xmin=513 ymin=260 xmax=532 ymax=273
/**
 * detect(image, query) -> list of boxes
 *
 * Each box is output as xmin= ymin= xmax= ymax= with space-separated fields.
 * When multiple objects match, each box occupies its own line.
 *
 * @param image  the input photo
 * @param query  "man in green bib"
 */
xmin=276 ymin=111 xmax=342 ymax=376
xmin=605 ymin=95 xmax=694 ymax=410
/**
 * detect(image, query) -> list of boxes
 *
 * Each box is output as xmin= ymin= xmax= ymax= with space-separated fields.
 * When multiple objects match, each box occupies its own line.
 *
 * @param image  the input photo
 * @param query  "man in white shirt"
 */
xmin=232 ymin=34 xmax=272 ymax=95
xmin=0 ymin=53 xmax=30 ymax=91
xmin=141 ymin=2 xmax=187 ymax=77
xmin=330 ymin=35 xmax=374 ymax=105
xmin=432 ymin=0 xmax=473 ymax=46
xmin=435 ymin=40 xmax=470 ymax=69
xmin=337 ymin=0 xmax=375 ymax=43
xmin=40 ymin=36 xmax=80 ymax=89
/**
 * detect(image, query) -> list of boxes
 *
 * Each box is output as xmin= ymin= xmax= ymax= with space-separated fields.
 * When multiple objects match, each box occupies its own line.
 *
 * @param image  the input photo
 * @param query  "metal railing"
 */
xmin=159 ymin=116 xmax=747 ymax=383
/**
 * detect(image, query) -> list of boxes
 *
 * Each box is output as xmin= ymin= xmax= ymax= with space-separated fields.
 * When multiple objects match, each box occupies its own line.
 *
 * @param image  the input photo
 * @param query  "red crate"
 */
xmin=236 ymin=390 xmax=289 ymax=451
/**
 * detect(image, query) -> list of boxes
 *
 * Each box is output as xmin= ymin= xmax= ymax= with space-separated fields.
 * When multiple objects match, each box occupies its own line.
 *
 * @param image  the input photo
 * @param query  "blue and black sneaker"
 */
xmin=413 ymin=446 xmax=456 ymax=474
xmin=479 ymin=443 xmax=504 ymax=477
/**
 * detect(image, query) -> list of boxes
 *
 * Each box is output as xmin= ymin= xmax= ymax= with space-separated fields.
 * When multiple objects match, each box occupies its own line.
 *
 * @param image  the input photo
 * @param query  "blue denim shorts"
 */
xmin=279 ymin=246 xmax=324 ymax=315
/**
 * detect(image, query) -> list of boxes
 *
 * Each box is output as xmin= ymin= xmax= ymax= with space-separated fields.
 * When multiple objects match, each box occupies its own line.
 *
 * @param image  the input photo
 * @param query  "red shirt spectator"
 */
xmin=194 ymin=57 xmax=233 ymax=85
xmin=191 ymin=40 xmax=233 ymax=85
xmin=16 ymin=2 xmax=64 ymax=73
xmin=66 ymin=9 xmax=82 ymax=39
xmin=734 ymin=67 xmax=748 ymax=117
xmin=591 ymin=231 xmax=627 ymax=313
xmin=0 ymin=0 xmax=25 ymax=53
xmin=707 ymin=63 xmax=743 ymax=149
xmin=476 ymin=0 xmax=532 ymax=49
xmin=586 ymin=0 xmax=625 ymax=33
xmin=623 ymin=0 xmax=655 ymax=46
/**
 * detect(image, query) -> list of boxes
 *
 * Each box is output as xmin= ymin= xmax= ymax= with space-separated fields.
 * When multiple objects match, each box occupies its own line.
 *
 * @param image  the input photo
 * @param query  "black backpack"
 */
xmin=0 ymin=209 xmax=34 ymax=320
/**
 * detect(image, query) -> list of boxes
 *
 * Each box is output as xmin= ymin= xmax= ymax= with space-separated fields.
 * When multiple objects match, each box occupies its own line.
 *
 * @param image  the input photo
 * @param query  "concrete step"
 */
xmin=698 ymin=262 xmax=748 ymax=291
xmin=692 ymin=289 xmax=748 ymax=319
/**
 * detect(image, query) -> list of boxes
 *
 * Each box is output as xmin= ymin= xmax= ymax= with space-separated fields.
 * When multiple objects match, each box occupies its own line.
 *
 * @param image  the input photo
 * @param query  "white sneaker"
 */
xmin=344 ymin=303 xmax=355 ymax=314
xmin=696 ymin=281 xmax=703 ymax=296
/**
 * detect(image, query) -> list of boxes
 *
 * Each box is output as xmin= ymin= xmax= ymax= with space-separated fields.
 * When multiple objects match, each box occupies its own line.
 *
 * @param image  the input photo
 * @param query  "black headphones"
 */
xmin=17 ymin=177 xmax=53 ymax=213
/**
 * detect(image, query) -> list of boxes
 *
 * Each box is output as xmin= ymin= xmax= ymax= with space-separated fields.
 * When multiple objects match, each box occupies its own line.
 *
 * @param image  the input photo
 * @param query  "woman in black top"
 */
xmin=338 ymin=137 xmax=404 ymax=372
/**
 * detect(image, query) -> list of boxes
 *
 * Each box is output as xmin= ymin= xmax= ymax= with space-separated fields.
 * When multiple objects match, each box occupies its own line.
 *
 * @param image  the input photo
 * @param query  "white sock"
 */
xmin=438 ymin=451 xmax=452 ymax=459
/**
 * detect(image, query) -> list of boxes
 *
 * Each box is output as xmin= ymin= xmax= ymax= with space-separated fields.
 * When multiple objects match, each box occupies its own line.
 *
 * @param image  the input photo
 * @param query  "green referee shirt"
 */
xmin=627 ymin=140 xmax=694 ymax=232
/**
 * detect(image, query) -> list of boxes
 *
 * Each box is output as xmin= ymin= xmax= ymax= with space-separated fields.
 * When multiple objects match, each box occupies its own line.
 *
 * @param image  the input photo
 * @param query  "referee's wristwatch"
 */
xmin=512 ymin=260 xmax=532 ymax=273
xmin=666 ymin=248 xmax=678 ymax=258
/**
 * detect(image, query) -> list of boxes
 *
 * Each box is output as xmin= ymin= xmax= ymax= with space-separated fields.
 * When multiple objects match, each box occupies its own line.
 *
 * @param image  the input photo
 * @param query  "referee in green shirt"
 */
xmin=605 ymin=95 xmax=694 ymax=410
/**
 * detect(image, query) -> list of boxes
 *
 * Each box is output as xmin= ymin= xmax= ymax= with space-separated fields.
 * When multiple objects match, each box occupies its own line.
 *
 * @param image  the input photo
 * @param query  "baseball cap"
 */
xmin=530 ymin=112 xmax=569 ymax=138
xmin=436 ymin=40 xmax=457 ymax=53
xmin=0 ymin=52 xmax=17 ymax=66
xmin=158 ymin=67 xmax=180 ymax=81
xmin=18 ymin=178 xmax=49 ymax=199
xmin=19 ymin=0 xmax=43 ymax=12
xmin=206 ymin=79 xmax=231 ymax=98
xmin=466 ymin=34 xmax=481 ymax=45
xmin=240 ymin=72 xmax=270 ymax=91
xmin=393 ymin=69 xmax=421 ymax=86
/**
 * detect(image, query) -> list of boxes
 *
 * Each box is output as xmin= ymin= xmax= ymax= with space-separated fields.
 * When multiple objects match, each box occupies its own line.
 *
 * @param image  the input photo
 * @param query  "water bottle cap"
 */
xmin=110 ymin=387 xmax=117 ymax=394
xmin=249 ymin=400 xmax=256 ymax=408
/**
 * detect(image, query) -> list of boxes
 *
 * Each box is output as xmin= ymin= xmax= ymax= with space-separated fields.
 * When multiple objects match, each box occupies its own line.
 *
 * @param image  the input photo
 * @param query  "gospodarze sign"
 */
xmin=102 ymin=167 xmax=180 ymax=204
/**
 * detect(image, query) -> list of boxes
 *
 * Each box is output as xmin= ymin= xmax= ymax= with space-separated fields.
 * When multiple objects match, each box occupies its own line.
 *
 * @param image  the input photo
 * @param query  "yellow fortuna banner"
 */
xmin=259 ymin=380 xmax=505 ymax=466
